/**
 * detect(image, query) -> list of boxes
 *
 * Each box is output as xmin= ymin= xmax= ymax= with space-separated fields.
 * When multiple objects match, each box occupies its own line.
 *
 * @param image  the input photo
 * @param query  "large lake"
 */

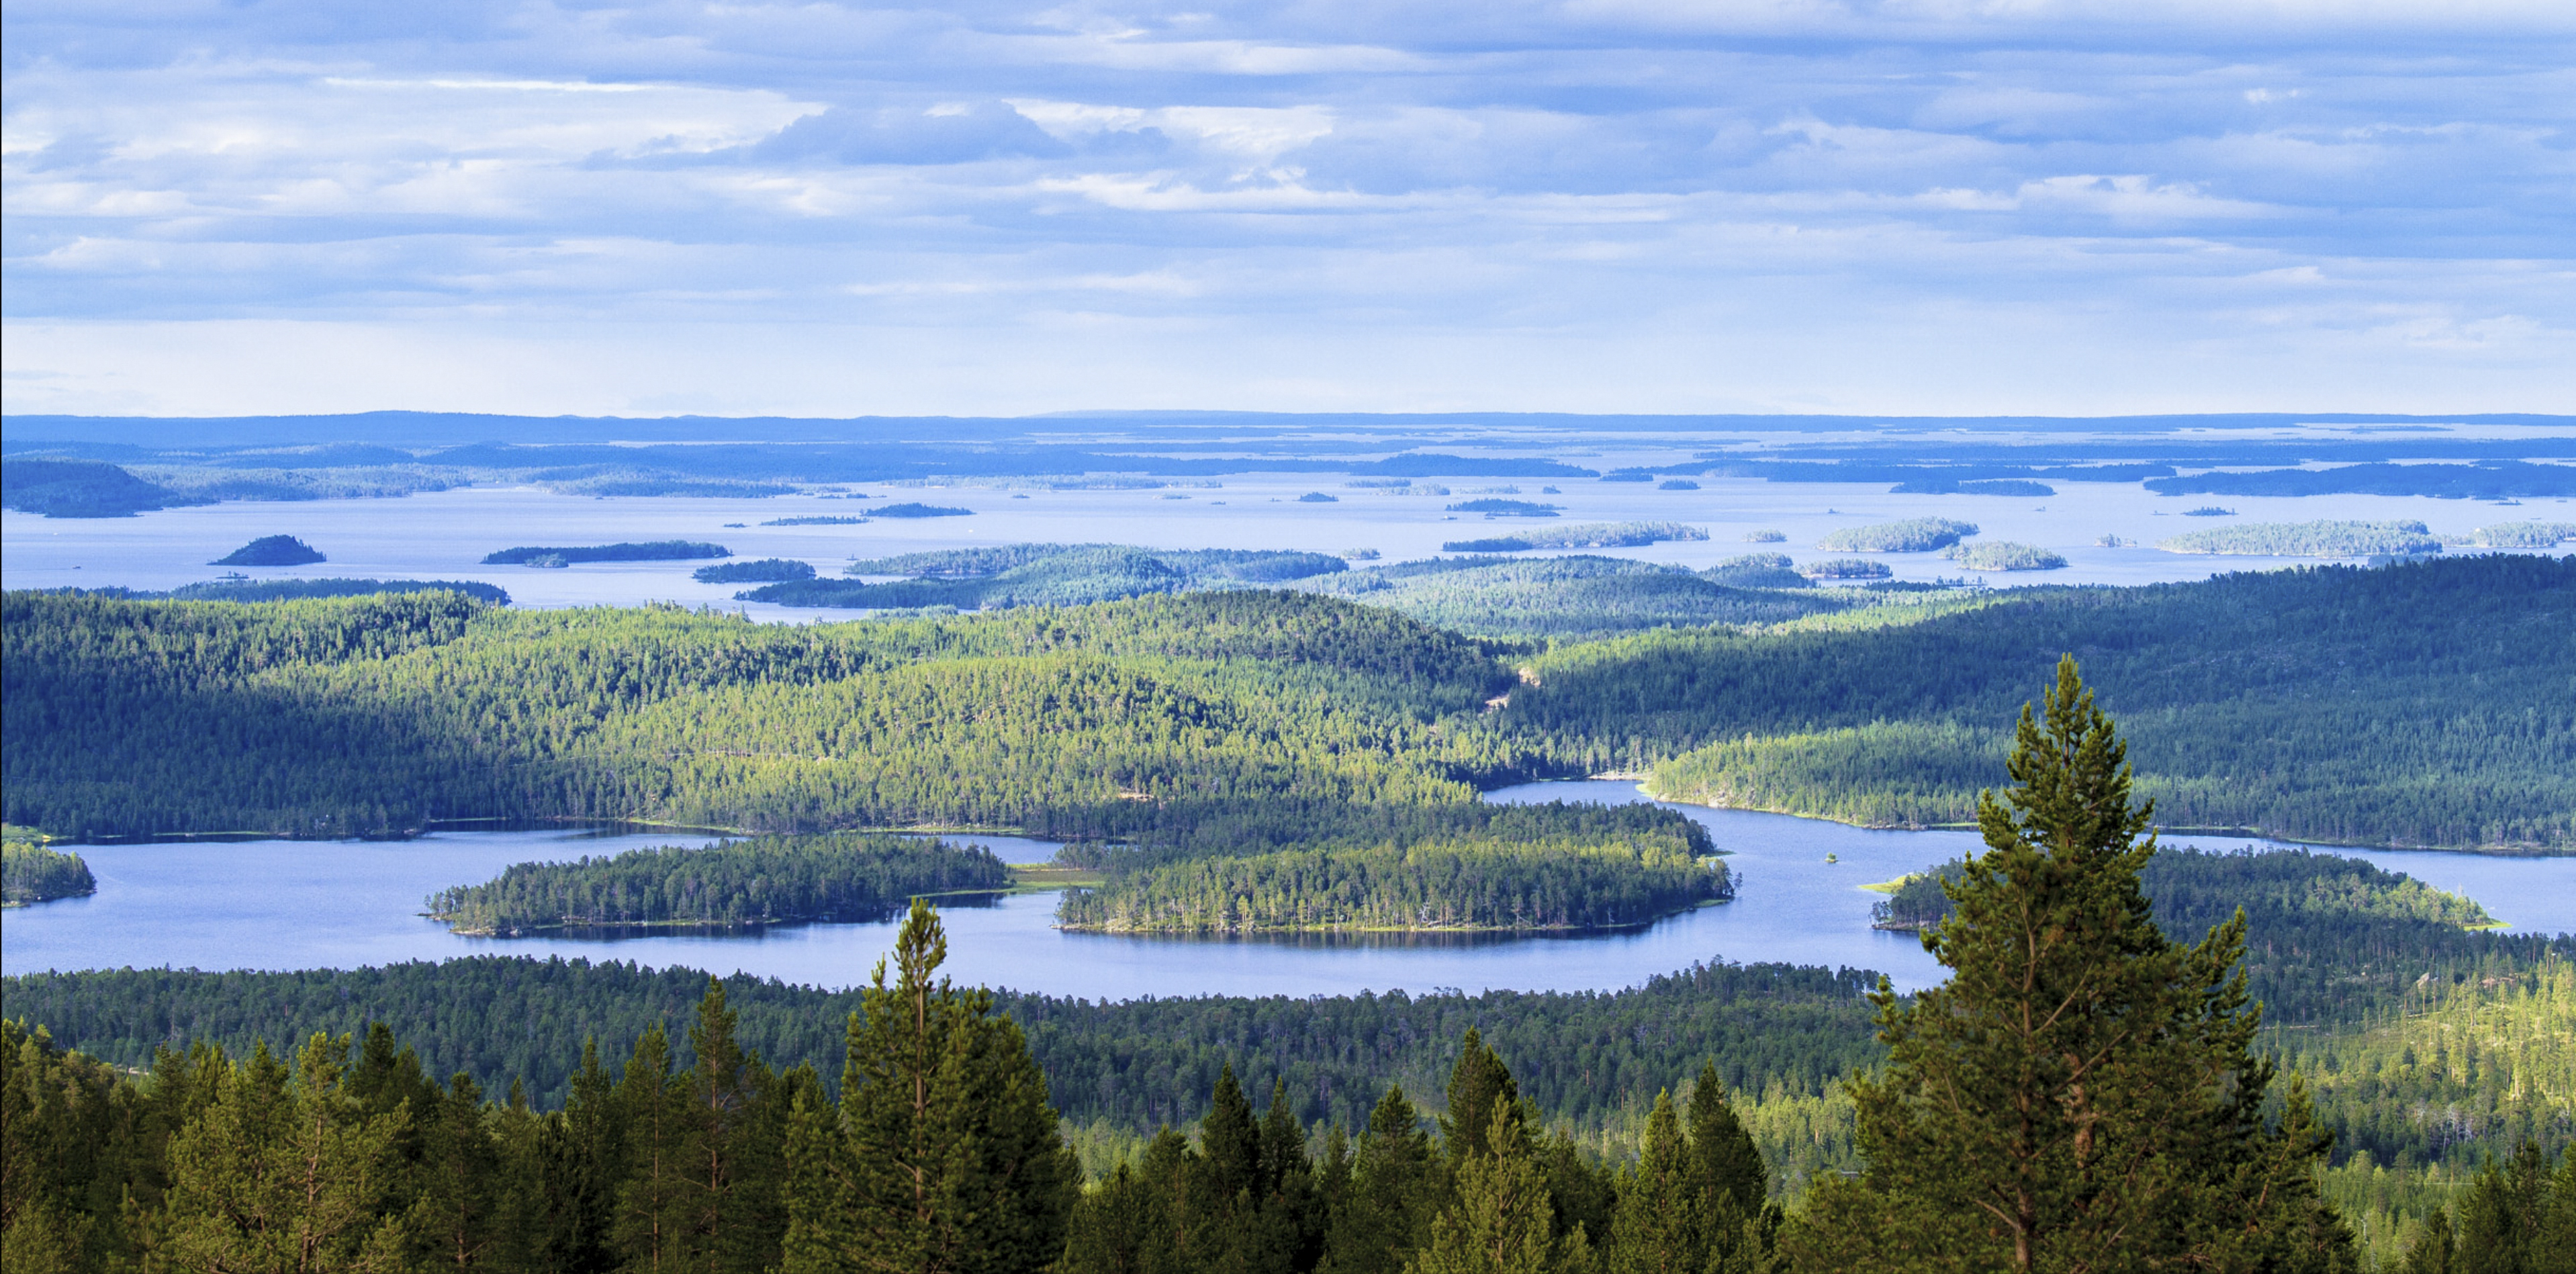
xmin=6 ymin=477 xmax=2567 ymax=616
xmin=7 ymin=782 xmax=2567 ymax=998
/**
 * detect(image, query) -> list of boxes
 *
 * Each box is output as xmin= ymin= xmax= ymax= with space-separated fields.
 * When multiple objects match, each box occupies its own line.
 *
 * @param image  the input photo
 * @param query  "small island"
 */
xmin=2158 ymin=519 xmax=2443 ymax=557
xmin=1701 ymin=552 xmax=1810 ymax=588
xmin=3 ymin=829 xmax=97 ymax=907
xmin=762 ymin=515 xmax=868 ymax=527
xmin=2471 ymin=520 xmax=2575 ymax=549
xmin=424 ymin=833 xmax=1010 ymax=935
xmin=1440 ymin=520 xmax=1708 ymax=553
xmin=871 ymin=502 xmax=973 ymax=518
xmin=1816 ymin=517 xmax=1979 ymax=552
xmin=1943 ymin=541 xmax=2068 ymax=572
xmin=210 ymin=535 xmax=326 ymax=566
xmin=1446 ymin=498 xmax=1560 ymax=518
xmin=693 ymin=558 xmax=816 ymax=584
xmin=1888 ymin=479 xmax=2055 ymax=497
xmin=1802 ymin=558 xmax=1894 ymax=580
xmin=1055 ymin=828 xmax=1730 ymax=935
xmin=482 ymin=541 xmax=730 ymax=565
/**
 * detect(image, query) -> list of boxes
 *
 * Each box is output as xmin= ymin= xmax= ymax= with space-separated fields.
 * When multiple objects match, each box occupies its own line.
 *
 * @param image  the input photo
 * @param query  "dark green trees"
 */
xmin=1788 ymin=655 xmax=2354 ymax=1271
xmin=783 ymin=900 xmax=1078 ymax=1274
xmin=2404 ymin=1141 xmax=2576 ymax=1274
xmin=1607 ymin=1066 xmax=1776 ymax=1274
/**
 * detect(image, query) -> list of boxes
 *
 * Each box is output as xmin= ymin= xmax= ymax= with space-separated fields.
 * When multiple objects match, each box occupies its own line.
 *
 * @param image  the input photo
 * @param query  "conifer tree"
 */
xmin=1684 ymin=1064 xmax=1776 ymax=1274
xmin=1326 ymin=1085 xmax=1438 ymax=1274
xmin=533 ymin=1037 xmax=625 ymax=1274
xmin=680 ymin=977 xmax=785 ymax=1274
xmin=418 ymin=1073 xmax=502 ymax=1270
xmin=1407 ymin=1101 xmax=1590 ymax=1274
xmin=783 ymin=899 xmax=1077 ymax=1274
xmin=1438 ymin=1032 xmax=1518 ymax=1167
xmin=614 ymin=1023 xmax=690 ymax=1274
xmin=155 ymin=1034 xmax=414 ymax=1274
xmin=1607 ymin=1093 xmax=1696 ymax=1274
xmin=1786 ymin=655 xmax=2356 ymax=1272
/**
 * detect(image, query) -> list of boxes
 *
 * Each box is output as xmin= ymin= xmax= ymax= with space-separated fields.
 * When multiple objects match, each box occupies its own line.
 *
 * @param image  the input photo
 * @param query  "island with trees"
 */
xmin=1438 ymin=520 xmax=1707 ymax=553
xmin=481 ymin=540 xmax=731 ymax=565
xmin=425 ymin=833 xmax=1011 ymax=935
xmin=1815 ymin=517 xmax=1978 ymax=552
xmin=210 ymin=534 xmax=326 ymax=565
xmin=2 ymin=828 xmax=95 ymax=905
xmin=1941 ymin=540 xmax=2068 ymax=571
xmin=692 ymin=558 xmax=815 ymax=583
xmin=2158 ymin=518 xmax=2444 ymax=556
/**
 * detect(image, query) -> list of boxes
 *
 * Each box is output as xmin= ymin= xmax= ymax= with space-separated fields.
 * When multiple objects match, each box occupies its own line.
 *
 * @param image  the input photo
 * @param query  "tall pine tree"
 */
xmin=1787 ymin=655 xmax=2356 ymax=1273
xmin=782 ymin=899 xmax=1078 ymax=1274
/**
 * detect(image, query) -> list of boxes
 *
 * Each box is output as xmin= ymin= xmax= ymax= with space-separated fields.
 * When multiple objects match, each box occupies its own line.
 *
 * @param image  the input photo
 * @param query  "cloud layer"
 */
xmin=4 ymin=0 xmax=2572 ymax=415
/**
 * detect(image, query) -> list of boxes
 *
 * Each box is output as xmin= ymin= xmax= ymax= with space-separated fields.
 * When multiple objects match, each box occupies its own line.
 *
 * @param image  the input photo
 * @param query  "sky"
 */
xmin=4 ymin=1 xmax=2572 ymax=418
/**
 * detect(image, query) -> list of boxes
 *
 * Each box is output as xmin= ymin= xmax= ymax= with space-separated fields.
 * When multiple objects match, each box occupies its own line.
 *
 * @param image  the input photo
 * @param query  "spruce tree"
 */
xmin=782 ymin=899 xmax=1078 ymax=1274
xmin=1326 ymin=1085 xmax=1438 ymax=1274
xmin=154 ymin=1034 xmax=414 ymax=1274
xmin=1786 ymin=655 xmax=2356 ymax=1273
xmin=1407 ymin=1101 xmax=1590 ymax=1274
xmin=1438 ymin=1031 xmax=1518 ymax=1167
xmin=1606 ymin=1093 xmax=1696 ymax=1274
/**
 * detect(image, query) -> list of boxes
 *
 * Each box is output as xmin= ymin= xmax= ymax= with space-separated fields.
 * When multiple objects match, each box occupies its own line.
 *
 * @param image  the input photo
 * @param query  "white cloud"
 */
xmin=2 ymin=0 xmax=2571 ymax=413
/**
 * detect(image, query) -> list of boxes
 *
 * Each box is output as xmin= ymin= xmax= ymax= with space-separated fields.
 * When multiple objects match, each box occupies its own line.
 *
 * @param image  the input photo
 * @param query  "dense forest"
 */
xmin=1524 ymin=555 xmax=2576 ymax=850
xmin=0 ymin=588 xmax=1530 ymax=842
xmin=62 ymin=577 xmax=513 ymax=604
xmin=8 ymin=555 xmax=2570 ymax=856
xmin=2474 ymin=520 xmax=2576 ymax=548
xmin=1056 ymin=830 xmax=1728 ymax=934
xmin=1298 ymin=554 xmax=1858 ymax=639
xmin=424 ymin=834 xmax=1011 ymax=935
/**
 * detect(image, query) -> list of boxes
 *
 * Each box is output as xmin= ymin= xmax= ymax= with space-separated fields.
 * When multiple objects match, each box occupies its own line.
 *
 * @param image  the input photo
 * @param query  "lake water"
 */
xmin=7 ymin=783 xmax=2567 ymax=998
xmin=6 ymin=477 xmax=2568 ymax=618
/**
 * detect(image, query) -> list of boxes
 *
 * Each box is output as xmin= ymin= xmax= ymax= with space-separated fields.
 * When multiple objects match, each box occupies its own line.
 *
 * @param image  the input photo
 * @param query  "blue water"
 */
xmin=5 ymin=785 xmax=2566 ymax=997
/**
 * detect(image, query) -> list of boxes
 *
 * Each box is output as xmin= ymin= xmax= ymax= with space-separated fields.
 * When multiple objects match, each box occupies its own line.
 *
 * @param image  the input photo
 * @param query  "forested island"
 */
xmin=1941 ymin=540 xmax=2067 ymax=571
xmin=2146 ymin=459 xmax=2576 ymax=499
xmin=2158 ymin=519 xmax=2444 ymax=557
xmin=210 ymin=534 xmax=326 ymax=565
xmin=72 ymin=578 xmax=512 ymax=604
xmin=1299 ymin=554 xmax=1853 ymax=639
xmin=1438 ymin=520 xmax=1706 ymax=552
xmin=1446 ymin=498 xmax=1558 ymax=516
xmin=691 ymin=557 xmax=815 ymax=583
xmin=2473 ymin=520 xmax=2576 ymax=548
xmin=481 ymin=541 xmax=731 ymax=565
xmin=1814 ymin=517 xmax=1976 ymax=551
xmin=871 ymin=501 xmax=972 ymax=518
xmin=425 ymin=833 xmax=1010 ymax=934
xmin=749 ymin=544 xmax=1348 ymax=608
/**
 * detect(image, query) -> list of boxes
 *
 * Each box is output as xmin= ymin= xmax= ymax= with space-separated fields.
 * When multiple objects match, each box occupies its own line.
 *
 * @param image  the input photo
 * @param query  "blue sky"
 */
xmin=4 ymin=1 xmax=2571 ymax=417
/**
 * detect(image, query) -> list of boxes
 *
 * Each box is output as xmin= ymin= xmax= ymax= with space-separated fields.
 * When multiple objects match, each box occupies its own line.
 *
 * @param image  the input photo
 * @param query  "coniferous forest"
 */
xmin=7 ymin=555 xmax=2576 ymax=1270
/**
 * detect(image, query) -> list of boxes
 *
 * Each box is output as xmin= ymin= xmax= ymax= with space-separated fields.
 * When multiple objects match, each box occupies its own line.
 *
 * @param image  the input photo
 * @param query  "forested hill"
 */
xmin=1 ymin=590 xmax=1533 ymax=841
xmin=1503 ymin=555 xmax=2576 ymax=850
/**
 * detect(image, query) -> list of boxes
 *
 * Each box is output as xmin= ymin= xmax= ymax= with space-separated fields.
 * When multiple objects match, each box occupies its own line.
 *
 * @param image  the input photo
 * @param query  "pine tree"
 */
xmin=1684 ymin=1063 xmax=1776 ymax=1274
xmin=783 ymin=899 xmax=1078 ymax=1274
xmin=533 ymin=1038 xmax=625 ymax=1274
xmin=418 ymin=1073 xmax=502 ymax=1270
xmin=678 ymin=977 xmax=784 ymax=1273
xmin=1786 ymin=655 xmax=2356 ymax=1273
xmin=613 ymin=1023 xmax=691 ymax=1274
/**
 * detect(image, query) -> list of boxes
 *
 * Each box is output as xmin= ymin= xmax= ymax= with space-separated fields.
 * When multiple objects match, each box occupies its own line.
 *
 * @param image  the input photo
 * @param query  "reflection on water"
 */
xmin=3 ymin=787 xmax=2567 ymax=1000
